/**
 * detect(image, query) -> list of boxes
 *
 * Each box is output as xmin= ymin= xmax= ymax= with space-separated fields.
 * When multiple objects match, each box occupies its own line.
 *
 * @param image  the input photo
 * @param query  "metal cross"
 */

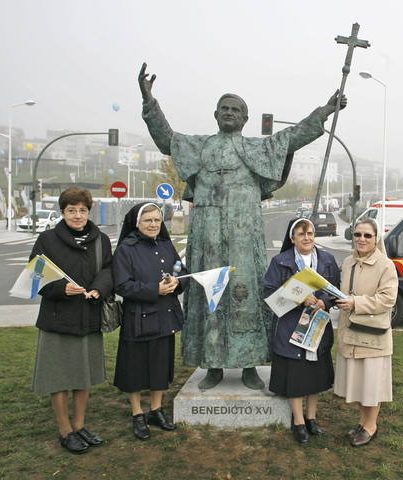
xmin=335 ymin=23 xmax=370 ymax=76
xmin=312 ymin=23 xmax=370 ymax=218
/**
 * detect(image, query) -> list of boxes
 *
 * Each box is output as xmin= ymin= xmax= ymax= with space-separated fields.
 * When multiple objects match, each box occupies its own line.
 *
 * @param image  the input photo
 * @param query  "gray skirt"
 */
xmin=32 ymin=330 xmax=105 ymax=395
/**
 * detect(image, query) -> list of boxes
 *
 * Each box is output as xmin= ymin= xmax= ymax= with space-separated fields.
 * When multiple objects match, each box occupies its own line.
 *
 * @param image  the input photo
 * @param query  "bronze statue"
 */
xmin=139 ymin=63 xmax=346 ymax=390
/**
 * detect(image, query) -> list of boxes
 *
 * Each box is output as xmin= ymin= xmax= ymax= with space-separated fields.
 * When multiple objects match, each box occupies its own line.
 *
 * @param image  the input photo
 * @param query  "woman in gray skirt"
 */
xmin=30 ymin=187 xmax=113 ymax=454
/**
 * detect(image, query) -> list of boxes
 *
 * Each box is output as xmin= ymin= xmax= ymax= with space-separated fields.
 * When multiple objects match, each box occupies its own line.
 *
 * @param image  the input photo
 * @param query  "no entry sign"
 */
xmin=110 ymin=181 xmax=128 ymax=198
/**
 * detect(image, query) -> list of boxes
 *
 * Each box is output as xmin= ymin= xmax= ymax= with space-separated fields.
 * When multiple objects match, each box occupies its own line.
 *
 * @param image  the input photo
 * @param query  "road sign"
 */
xmin=156 ymin=183 xmax=174 ymax=200
xmin=110 ymin=181 xmax=128 ymax=198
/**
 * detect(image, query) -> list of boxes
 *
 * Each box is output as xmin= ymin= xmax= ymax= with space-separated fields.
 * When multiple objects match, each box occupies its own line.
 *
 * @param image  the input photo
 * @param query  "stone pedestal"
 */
xmin=174 ymin=366 xmax=291 ymax=428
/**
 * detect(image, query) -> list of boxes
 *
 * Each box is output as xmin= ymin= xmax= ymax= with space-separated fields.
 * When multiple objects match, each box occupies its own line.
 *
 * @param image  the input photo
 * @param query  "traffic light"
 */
xmin=353 ymin=184 xmax=360 ymax=202
xmin=261 ymin=114 xmax=274 ymax=136
xmin=108 ymin=128 xmax=119 ymax=146
xmin=37 ymin=179 xmax=43 ymax=199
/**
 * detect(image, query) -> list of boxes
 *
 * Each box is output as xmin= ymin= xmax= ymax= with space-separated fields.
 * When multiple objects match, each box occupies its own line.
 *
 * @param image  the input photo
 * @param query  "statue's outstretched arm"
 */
xmin=139 ymin=62 xmax=173 ymax=155
xmin=281 ymin=90 xmax=347 ymax=153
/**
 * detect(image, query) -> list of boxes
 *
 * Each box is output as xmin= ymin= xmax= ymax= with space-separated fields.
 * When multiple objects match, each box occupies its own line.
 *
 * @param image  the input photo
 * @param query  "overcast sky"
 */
xmin=1 ymin=0 xmax=402 ymax=170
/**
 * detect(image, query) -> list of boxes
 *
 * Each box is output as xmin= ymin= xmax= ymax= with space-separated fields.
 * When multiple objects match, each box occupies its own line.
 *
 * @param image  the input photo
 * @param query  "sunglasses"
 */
xmin=353 ymin=232 xmax=375 ymax=239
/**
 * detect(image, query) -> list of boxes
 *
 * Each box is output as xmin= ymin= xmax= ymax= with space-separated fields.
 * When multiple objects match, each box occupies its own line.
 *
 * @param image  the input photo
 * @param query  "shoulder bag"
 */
xmin=95 ymin=236 xmax=122 ymax=333
xmin=347 ymin=264 xmax=390 ymax=335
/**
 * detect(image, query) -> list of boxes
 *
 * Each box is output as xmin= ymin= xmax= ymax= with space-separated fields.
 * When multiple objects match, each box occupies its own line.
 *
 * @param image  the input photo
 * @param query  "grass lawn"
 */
xmin=0 ymin=328 xmax=402 ymax=480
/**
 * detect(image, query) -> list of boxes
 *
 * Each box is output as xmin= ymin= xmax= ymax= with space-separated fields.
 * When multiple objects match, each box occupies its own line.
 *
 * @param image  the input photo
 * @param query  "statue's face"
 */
xmin=214 ymin=98 xmax=248 ymax=133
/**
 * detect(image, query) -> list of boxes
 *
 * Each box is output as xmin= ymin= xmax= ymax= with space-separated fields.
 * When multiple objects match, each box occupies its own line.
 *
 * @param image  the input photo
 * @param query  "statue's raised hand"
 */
xmin=139 ymin=62 xmax=156 ymax=103
xmin=327 ymin=89 xmax=347 ymax=112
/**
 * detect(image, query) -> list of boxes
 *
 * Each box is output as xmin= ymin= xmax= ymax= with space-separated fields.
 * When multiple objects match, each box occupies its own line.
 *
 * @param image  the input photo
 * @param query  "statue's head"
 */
xmin=214 ymin=94 xmax=249 ymax=133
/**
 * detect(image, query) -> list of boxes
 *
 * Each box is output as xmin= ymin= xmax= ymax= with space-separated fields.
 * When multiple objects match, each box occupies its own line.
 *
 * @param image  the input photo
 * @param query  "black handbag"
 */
xmin=95 ymin=236 xmax=122 ymax=333
xmin=347 ymin=264 xmax=390 ymax=335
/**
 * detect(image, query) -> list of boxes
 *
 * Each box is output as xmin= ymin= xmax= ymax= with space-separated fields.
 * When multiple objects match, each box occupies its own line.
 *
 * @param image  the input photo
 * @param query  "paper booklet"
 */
xmin=289 ymin=307 xmax=330 ymax=352
xmin=264 ymin=266 xmax=346 ymax=317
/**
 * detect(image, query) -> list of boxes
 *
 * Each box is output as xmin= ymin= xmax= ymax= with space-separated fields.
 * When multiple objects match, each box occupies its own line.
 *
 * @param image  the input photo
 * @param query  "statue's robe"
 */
xmin=143 ymin=99 xmax=328 ymax=368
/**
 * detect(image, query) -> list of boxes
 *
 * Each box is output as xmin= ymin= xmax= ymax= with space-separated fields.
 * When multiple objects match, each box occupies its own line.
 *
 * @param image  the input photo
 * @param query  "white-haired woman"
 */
xmin=113 ymin=202 xmax=187 ymax=440
xmin=264 ymin=218 xmax=340 ymax=444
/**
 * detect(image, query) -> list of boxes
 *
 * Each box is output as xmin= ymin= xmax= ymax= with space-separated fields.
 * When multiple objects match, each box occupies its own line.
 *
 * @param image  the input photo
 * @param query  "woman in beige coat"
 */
xmin=335 ymin=218 xmax=398 ymax=447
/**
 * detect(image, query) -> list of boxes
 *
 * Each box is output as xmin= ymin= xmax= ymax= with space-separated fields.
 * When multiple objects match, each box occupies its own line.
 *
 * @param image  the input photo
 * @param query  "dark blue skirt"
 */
xmin=114 ymin=334 xmax=175 ymax=392
xmin=269 ymin=351 xmax=334 ymax=398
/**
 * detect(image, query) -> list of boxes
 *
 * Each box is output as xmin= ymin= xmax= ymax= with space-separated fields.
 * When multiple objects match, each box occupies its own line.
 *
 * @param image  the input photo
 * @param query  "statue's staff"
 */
xmin=312 ymin=23 xmax=370 ymax=216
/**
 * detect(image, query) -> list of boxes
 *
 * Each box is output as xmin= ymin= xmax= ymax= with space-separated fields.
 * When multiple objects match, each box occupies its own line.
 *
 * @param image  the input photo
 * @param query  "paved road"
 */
xmin=0 ymin=211 xmax=352 ymax=327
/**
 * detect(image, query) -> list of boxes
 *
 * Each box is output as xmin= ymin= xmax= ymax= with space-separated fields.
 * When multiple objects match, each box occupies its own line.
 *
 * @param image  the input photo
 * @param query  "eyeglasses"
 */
xmin=353 ymin=232 xmax=375 ymax=239
xmin=64 ymin=208 xmax=89 ymax=216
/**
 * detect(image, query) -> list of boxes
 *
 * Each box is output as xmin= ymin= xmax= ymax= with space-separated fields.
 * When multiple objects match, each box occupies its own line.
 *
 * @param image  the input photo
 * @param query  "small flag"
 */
xmin=9 ymin=255 xmax=78 ymax=299
xmin=178 ymin=266 xmax=234 ymax=313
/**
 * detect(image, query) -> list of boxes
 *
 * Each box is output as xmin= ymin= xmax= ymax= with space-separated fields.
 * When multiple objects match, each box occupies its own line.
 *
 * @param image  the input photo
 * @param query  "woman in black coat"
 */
xmin=113 ymin=202 xmax=187 ymax=440
xmin=31 ymin=187 xmax=113 ymax=454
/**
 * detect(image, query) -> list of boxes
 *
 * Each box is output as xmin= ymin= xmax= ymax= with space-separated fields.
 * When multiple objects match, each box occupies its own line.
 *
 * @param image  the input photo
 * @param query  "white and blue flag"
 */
xmin=9 ymin=255 xmax=79 ymax=299
xmin=178 ymin=266 xmax=234 ymax=313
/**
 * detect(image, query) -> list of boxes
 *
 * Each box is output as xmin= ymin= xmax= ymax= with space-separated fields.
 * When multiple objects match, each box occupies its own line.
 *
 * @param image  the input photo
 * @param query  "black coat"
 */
xmin=113 ymin=232 xmax=187 ymax=342
xmin=30 ymin=220 xmax=113 ymax=336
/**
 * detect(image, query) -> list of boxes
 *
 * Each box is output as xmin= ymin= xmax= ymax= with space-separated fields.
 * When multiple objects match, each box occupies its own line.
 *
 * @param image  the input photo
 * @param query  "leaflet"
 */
xmin=289 ymin=307 xmax=330 ymax=352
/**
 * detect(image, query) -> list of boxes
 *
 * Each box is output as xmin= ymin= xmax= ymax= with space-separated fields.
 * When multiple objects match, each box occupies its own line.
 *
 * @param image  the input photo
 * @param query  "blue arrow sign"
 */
xmin=156 ymin=183 xmax=174 ymax=200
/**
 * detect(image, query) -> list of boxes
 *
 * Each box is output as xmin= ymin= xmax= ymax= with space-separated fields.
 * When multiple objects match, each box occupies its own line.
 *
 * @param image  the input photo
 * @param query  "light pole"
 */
xmin=335 ymin=173 xmax=345 ymax=208
xmin=359 ymin=71 xmax=387 ymax=234
xmin=7 ymin=100 xmax=37 ymax=231
xmin=142 ymin=180 xmax=145 ymax=198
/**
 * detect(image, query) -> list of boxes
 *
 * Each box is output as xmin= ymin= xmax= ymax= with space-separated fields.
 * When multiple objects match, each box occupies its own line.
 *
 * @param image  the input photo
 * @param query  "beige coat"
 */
xmin=337 ymin=248 xmax=398 ymax=359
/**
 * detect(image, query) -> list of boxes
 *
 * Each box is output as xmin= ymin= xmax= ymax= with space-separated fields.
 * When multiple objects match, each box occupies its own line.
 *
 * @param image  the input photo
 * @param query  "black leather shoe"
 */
xmin=198 ymin=368 xmax=223 ymax=390
xmin=347 ymin=424 xmax=363 ymax=437
xmin=241 ymin=367 xmax=265 ymax=390
xmin=59 ymin=432 xmax=89 ymax=454
xmin=132 ymin=413 xmax=151 ymax=440
xmin=292 ymin=424 xmax=309 ymax=444
xmin=76 ymin=427 xmax=104 ymax=446
xmin=350 ymin=427 xmax=377 ymax=447
xmin=305 ymin=418 xmax=325 ymax=435
xmin=147 ymin=408 xmax=176 ymax=431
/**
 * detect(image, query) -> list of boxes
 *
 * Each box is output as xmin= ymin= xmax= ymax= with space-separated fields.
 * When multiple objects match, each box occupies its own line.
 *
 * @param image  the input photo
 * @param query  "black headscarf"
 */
xmin=117 ymin=202 xmax=170 ymax=245
xmin=280 ymin=217 xmax=316 ymax=253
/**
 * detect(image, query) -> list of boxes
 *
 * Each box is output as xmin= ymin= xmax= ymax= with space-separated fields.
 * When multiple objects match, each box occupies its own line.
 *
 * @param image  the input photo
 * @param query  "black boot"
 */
xmin=198 ymin=368 xmax=223 ymax=390
xmin=147 ymin=408 xmax=176 ymax=431
xmin=132 ymin=413 xmax=150 ymax=440
xmin=241 ymin=367 xmax=265 ymax=390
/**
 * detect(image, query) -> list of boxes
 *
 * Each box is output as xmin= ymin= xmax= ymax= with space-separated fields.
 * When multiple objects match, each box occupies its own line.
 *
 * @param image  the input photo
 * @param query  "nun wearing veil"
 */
xmin=263 ymin=218 xmax=340 ymax=444
xmin=113 ymin=202 xmax=187 ymax=440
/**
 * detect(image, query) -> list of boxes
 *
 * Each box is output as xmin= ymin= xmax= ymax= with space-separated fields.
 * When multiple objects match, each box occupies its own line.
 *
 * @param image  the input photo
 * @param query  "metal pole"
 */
xmin=32 ymin=131 xmax=111 ymax=234
xmin=7 ymin=115 xmax=12 ymax=231
xmin=381 ymin=81 xmax=387 ymax=234
xmin=341 ymin=175 xmax=344 ymax=209
xmin=273 ymin=120 xmax=358 ymax=224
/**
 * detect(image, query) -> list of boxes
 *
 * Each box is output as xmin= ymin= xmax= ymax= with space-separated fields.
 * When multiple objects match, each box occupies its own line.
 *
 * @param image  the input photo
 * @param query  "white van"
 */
xmin=345 ymin=200 xmax=403 ymax=240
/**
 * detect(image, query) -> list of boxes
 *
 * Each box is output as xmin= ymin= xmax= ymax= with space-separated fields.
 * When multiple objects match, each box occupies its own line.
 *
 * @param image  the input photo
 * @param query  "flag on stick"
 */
xmin=9 ymin=255 xmax=79 ymax=299
xmin=177 ymin=266 xmax=235 ymax=312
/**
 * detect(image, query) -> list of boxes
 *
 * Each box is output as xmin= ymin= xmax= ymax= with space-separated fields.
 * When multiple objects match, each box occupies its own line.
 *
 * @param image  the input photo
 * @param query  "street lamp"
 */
xmin=359 ymin=71 xmax=387 ymax=234
xmin=7 ymin=100 xmax=37 ymax=231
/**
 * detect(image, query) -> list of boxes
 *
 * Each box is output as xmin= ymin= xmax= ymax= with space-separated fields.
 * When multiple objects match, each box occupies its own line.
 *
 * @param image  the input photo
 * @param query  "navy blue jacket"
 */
xmin=113 ymin=232 xmax=187 ymax=342
xmin=263 ymin=247 xmax=340 ymax=359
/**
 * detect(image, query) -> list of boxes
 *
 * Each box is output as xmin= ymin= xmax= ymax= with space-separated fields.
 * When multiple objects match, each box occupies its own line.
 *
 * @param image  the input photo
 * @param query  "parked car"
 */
xmin=344 ymin=200 xmax=403 ymax=240
xmin=383 ymin=219 xmax=403 ymax=328
xmin=309 ymin=212 xmax=337 ymax=236
xmin=16 ymin=210 xmax=61 ymax=233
